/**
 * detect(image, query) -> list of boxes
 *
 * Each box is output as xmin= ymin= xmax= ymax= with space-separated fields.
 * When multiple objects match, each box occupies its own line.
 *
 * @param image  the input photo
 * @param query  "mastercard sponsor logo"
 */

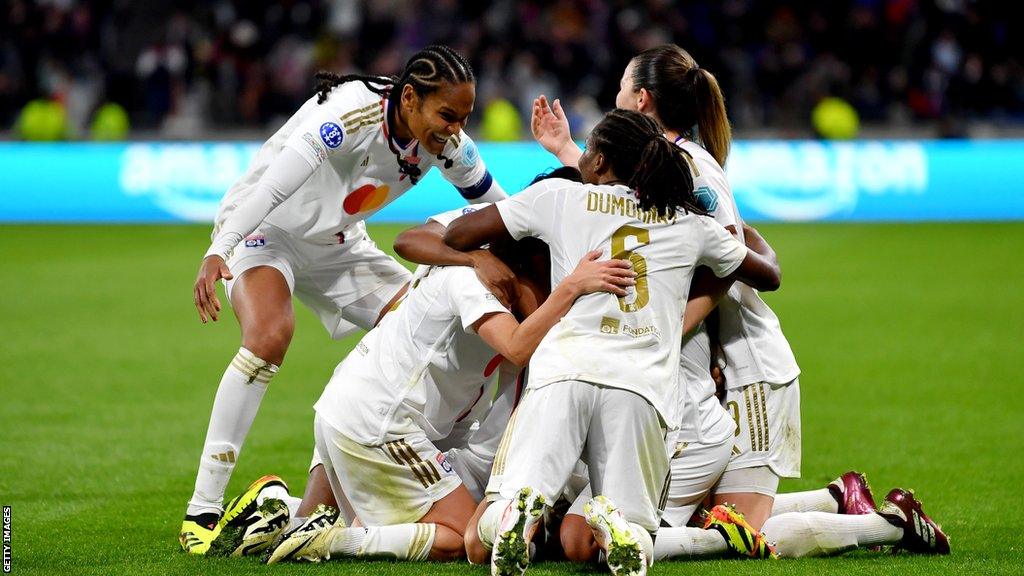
xmin=343 ymin=183 xmax=390 ymax=214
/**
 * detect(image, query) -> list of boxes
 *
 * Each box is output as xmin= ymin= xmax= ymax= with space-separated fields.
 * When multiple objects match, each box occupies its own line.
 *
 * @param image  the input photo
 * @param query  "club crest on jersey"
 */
xmin=435 ymin=453 xmax=454 ymax=474
xmin=244 ymin=234 xmax=266 ymax=247
xmin=461 ymin=140 xmax=479 ymax=167
xmin=319 ymin=122 xmax=344 ymax=148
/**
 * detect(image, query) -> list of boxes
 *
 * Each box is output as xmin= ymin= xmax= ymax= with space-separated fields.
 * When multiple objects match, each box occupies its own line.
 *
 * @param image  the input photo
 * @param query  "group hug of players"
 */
xmin=180 ymin=45 xmax=949 ymax=575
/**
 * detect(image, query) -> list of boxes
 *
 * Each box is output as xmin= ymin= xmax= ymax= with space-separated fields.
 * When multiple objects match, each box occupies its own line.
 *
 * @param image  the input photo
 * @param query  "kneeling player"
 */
xmin=261 ymin=217 xmax=634 ymax=563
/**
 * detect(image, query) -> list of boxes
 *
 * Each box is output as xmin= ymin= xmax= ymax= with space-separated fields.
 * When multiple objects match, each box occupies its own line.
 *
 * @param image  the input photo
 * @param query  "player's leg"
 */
xmin=489 ymin=383 xmax=593 ymax=575
xmin=653 ymin=435 xmax=735 ymax=560
xmin=771 ymin=470 xmax=877 ymax=516
xmin=270 ymin=416 xmax=472 ymax=563
xmin=181 ymin=235 xmax=297 ymax=553
xmin=762 ymin=487 xmax=949 ymax=557
xmin=582 ymin=387 xmax=670 ymax=575
xmin=714 ymin=380 xmax=801 ymax=530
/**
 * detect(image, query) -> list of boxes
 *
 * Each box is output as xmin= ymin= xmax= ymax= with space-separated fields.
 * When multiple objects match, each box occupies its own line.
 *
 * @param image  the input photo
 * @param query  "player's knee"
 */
xmin=428 ymin=533 xmax=466 ymax=561
xmin=560 ymin=515 xmax=599 ymax=563
xmin=465 ymin=528 xmax=490 ymax=564
xmin=242 ymin=322 xmax=293 ymax=366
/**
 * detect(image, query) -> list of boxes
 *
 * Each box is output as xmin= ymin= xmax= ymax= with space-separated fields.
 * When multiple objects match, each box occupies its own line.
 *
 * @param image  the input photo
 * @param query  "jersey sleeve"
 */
xmin=281 ymin=101 xmax=364 ymax=169
xmin=437 ymin=131 xmax=507 ymax=204
xmin=493 ymin=180 xmax=561 ymax=241
xmin=697 ymin=216 xmax=747 ymax=278
xmin=427 ymin=203 xmax=491 ymax=229
xmin=447 ymin=268 xmax=512 ymax=333
xmin=204 ymin=146 xmax=317 ymax=259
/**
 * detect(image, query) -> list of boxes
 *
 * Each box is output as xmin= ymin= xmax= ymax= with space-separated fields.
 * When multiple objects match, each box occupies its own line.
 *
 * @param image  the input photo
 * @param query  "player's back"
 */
xmin=496 ymin=179 xmax=746 ymax=424
xmin=315 ymin=264 xmax=508 ymax=445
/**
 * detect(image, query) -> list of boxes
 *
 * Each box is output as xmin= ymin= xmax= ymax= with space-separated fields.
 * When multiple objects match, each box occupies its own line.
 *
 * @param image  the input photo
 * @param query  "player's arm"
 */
xmin=438 ymin=131 xmax=507 ymax=204
xmin=394 ymin=218 xmax=519 ymax=309
xmin=194 ymin=147 xmax=317 ymax=323
xmin=444 ymin=204 xmax=516 ymax=252
xmin=195 ymin=110 xmax=354 ymax=323
xmin=473 ymin=251 xmax=634 ymax=366
xmin=531 ymin=95 xmax=583 ymax=167
xmin=683 ymin=267 xmax=732 ymax=335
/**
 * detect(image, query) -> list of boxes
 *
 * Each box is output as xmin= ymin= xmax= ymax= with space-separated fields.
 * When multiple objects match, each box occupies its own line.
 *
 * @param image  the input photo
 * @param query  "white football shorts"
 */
xmin=314 ymin=414 xmax=462 ymax=527
xmin=224 ymin=222 xmax=411 ymax=339
xmin=493 ymin=381 xmax=670 ymax=534
xmin=718 ymin=379 xmax=801 ymax=487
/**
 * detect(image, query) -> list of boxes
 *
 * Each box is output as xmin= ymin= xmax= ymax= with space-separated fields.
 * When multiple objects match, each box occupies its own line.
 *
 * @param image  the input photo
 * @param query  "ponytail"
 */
xmin=630 ymin=44 xmax=733 ymax=166
xmin=691 ymin=68 xmax=731 ymax=167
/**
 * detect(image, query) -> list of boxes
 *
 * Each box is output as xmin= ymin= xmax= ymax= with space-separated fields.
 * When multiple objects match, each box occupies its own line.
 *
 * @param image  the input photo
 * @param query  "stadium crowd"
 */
xmin=1 ymin=0 xmax=1020 ymax=139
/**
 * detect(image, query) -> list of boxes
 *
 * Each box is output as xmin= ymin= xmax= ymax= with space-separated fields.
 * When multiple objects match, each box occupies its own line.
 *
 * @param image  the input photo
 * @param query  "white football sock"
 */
xmin=256 ymin=485 xmax=302 ymax=518
xmin=653 ymin=526 xmax=728 ymax=560
xmin=477 ymin=500 xmax=507 ymax=551
xmin=186 ymin=348 xmax=277 ymax=516
xmin=771 ymin=488 xmax=839 ymax=516
xmin=761 ymin=512 xmax=902 ymax=557
xmin=329 ymin=524 xmax=436 ymax=560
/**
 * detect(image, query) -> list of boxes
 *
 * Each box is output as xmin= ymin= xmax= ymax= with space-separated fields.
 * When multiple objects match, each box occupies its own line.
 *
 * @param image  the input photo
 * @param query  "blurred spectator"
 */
xmin=0 ymin=0 xmax=1021 ymax=139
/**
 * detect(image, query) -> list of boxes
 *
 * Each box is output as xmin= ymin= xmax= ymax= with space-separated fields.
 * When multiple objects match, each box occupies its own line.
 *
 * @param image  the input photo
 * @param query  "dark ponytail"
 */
xmin=631 ymin=45 xmax=732 ymax=166
xmin=590 ymin=109 xmax=706 ymax=219
xmin=313 ymin=44 xmax=475 ymax=106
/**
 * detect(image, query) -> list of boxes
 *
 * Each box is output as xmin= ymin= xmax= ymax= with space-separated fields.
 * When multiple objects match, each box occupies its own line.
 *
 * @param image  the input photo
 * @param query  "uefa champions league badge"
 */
xmin=319 ymin=122 xmax=344 ymax=148
xmin=461 ymin=206 xmax=477 ymax=215
xmin=461 ymin=140 xmax=479 ymax=167
xmin=435 ymin=453 xmax=454 ymax=474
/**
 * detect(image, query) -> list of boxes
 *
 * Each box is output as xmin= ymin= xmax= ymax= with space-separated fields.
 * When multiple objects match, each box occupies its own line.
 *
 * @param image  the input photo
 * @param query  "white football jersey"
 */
xmin=314 ymin=264 xmax=511 ymax=445
xmin=678 ymin=140 xmax=801 ymax=389
xmin=212 ymin=80 xmax=501 ymax=251
xmin=495 ymin=179 xmax=747 ymax=425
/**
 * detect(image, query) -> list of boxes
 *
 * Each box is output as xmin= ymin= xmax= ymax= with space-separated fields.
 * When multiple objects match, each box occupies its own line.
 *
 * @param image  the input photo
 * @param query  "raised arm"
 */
xmin=473 ymin=251 xmax=634 ymax=366
xmin=532 ymin=95 xmax=583 ymax=167
xmin=444 ymin=204 xmax=515 ymax=252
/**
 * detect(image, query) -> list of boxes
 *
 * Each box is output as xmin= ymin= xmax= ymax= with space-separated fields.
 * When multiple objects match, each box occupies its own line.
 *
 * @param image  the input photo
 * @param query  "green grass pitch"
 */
xmin=2 ymin=222 xmax=1022 ymax=575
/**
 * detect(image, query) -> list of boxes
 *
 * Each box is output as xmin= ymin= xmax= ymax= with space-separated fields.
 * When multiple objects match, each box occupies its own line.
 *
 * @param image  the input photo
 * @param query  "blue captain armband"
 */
xmin=456 ymin=171 xmax=495 ymax=200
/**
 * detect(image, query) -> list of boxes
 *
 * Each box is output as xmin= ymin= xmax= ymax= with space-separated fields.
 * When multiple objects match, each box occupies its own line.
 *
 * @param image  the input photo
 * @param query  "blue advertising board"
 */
xmin=1 ymin=140 xmax=1022 ymax=223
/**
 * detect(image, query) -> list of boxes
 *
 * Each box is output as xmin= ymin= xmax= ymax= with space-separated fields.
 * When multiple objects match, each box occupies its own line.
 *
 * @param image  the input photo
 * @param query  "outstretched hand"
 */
xmin=194 ymin=255 xmax=234 ymax=323
xmin=531 ymin=95 xmax=576 ymax=160
xmin=565 ymin=250 xmax=636 ymax=297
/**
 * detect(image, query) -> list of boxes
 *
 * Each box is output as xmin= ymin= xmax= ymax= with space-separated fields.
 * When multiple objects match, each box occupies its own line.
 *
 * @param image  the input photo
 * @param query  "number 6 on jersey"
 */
xmin=611 ymin=224 xmax=650 ymax=312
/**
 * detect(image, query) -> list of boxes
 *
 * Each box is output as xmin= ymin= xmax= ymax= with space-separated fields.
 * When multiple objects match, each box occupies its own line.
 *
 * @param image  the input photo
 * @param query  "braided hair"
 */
xmin=588 ymin=109 xmax=706 ymax=219
xmin=314 ymin=44 xmax=474 ymax=105
xmin=313 ymin=45 xmax=474 ymax=181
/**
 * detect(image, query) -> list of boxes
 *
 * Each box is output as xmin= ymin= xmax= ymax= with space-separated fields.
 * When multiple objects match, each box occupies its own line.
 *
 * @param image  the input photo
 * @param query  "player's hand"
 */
xmin=469 ymin=250 xmax=519 ymax=309
xmin=194 ymin=255 xmax=234 ymax=323
xmin=531 ymin=95 xmax=574 ymax=158
xmin=566 ymin=250 xmax=636 ymax=298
